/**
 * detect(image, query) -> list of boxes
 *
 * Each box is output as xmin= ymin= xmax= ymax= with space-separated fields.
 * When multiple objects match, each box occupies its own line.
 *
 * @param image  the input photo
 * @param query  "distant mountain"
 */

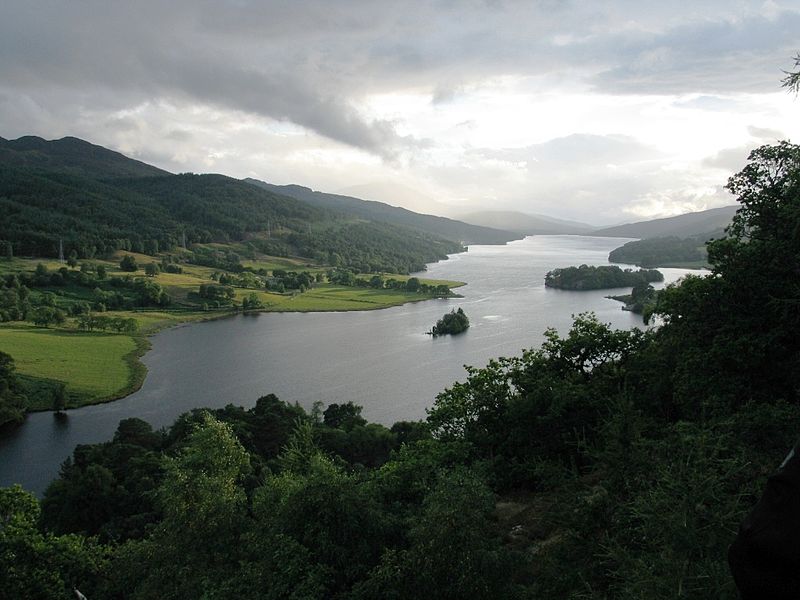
xmin=590 ymin=206 xmax=738 ymax=239
xmin=334 ymin=181 xmax=453 ymax=216
xmin=458 ymin=210 xmax=594 ymax=235
xmin=0 ymin=135 xmax=169 ymax=179
xmin=244 ymin=180 xmax=521 ymax=246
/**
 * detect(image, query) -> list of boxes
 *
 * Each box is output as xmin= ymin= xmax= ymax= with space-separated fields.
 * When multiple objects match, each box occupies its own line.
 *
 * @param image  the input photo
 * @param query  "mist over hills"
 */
xmin=590 ymin=205 xmax=738 ymax=239
xmin=244 ymin=179 xmax=521 ymax=246
xmin=458 ymin=210 xmax=594 ymax=235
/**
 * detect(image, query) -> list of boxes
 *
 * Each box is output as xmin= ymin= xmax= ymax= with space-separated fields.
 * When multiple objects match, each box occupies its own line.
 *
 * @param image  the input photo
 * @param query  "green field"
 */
xmin=0 ymin=324 xmax=145 ymax=410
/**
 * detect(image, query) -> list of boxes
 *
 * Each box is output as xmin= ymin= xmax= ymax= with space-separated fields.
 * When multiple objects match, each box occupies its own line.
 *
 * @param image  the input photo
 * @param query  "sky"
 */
xmin=0 ymin=1 xmax=798 ymax=225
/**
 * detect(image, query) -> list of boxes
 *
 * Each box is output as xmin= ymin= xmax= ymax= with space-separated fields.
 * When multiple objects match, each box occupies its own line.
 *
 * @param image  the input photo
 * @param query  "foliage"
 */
xmin=782 ymin=52 xmax=800 ymax=94
xmin=429 ymin=307 xmax=470 ymax=336
xmin=545 ymin=264 xmax=664 ymax=290
xmin=652 ymin=142 xmax=800 ymax=413
xmin=609 ymin=234 xmax=713 ymax=267
xmin=0 ymin=350 xmax=26 ymax=427
xmin=119 ymin=254 xmax=137 ymax=272
xmin=0 ymin=485 xmax=109 ymax=599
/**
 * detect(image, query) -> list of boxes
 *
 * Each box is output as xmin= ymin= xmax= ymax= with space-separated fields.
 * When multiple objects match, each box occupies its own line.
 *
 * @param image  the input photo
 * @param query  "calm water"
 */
xmin=0 ymin=236 xmax=703 ymax=494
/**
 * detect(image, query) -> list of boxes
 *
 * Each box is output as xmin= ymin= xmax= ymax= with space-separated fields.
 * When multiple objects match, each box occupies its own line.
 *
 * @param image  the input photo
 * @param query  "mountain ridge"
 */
xmin=0 ymin=135 xmax=170 ymax=179
xmin=590 ymin=205 xmax=738 ymax=239
xmin=457 ymin=210 xmax=594 ymax=235
xmin=244 ymin=179 xmax=521 ymax=246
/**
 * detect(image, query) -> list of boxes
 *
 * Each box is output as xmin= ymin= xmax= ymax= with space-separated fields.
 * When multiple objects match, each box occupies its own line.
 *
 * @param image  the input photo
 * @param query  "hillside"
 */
xmin=0 ymin=135 xmax=169 ymax=179
xmin=590 ymin=205 xmax=738 ymax=239
xmin=244 ymin=180 xmax=520 ymax=245
xmin=458 ymin=210 xmax=593 ymax=235
xmin=0 ymin=136 xmax=464 ymax=273
xmin=608 ymin=231 xmax=721 ymax=268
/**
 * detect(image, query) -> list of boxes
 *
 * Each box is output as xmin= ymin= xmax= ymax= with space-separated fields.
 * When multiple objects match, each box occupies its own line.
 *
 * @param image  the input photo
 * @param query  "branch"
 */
xmin=782 ymin=53 xmax=800 ymax=95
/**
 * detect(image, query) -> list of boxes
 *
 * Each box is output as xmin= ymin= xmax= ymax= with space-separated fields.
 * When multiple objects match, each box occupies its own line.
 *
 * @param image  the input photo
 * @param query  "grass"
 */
xmin=0 ymin=323 xmax=145 ymax=410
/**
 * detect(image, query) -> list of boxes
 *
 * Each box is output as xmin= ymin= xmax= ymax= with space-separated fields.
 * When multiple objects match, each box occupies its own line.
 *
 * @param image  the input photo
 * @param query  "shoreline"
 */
xmin=15 ymin=279 xmax=467 ymax=415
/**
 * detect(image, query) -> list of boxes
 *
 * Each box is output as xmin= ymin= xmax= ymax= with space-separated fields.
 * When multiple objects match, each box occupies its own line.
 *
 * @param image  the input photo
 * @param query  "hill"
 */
xmin=458 ymin=210 xmax=593 ymax=235
xmin=608 ymin=232 xmax=721 ymax=268
xmin=244 ymin=180 xmax=520 ymax=245
xmin=0 ymin=135 xmax=169 ymax=179
xmin=590 ymin=205 xmax=738 ymax=239
xmin=0 ymin=136 xmax=464 ymax=273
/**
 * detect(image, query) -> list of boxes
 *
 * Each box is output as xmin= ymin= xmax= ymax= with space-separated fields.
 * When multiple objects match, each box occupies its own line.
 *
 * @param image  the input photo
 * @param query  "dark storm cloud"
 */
xmin=0 ymin=1 xmax=797 ymax=154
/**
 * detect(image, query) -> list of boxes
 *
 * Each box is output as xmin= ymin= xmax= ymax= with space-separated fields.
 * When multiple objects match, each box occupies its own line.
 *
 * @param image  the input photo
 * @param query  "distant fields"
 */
xmin=0 ymin=324 xmax=144 ymax=409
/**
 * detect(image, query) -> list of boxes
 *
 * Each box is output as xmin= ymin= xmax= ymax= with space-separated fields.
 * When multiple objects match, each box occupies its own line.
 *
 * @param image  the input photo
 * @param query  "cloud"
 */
xmin=589 ymin=10 xmax=800 ymax=95
xmin=2 ymin=1 xmax=797 ymax=157
xmin=418 ymin=133 xmax=735 ymax=223
xmin=0 ymin=1 xmax=797 ymax=223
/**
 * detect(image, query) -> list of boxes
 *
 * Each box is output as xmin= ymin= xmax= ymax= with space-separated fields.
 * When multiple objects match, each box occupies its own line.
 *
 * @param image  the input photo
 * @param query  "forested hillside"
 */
xmin=246 ymin=179 xmax=521 ymax=245
xmin=3 ymin=143 xmax=798 ymax=598
xmin=0 ymin=135 xmax=168 ymax=179
xmin=608 ymin=233 xmax=717 ymax=268
xmin=0 ymin=137 xmax=464 ymax=274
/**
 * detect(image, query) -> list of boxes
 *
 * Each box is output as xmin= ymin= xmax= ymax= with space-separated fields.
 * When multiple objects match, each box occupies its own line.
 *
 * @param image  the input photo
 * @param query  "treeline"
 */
xmin=545 ymin=264 xmax=663 ymax=290
xmin=608 ymin=234 xmax=715 ymax=267
xmin=328 ymin=269 xmax=452 ymax=295
xmin=3 ymin=143 xmax=800 ymax=597
xmin=0 ymin=263 xmax=170 ymax=324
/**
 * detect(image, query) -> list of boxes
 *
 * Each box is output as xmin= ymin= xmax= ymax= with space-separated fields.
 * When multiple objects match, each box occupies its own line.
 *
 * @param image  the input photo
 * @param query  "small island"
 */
xmin=607 ymin=281 xmax=658 ymax=319
xmin=544 ymin=264 xmax=663 ymax=290
xmin=428 ymin=307 xmax=470 ymax=336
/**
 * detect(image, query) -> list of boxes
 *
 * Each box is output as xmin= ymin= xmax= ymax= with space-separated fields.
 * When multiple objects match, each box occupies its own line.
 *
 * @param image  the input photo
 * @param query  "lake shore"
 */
xmin=2 ymin=278 xmax=467 ymax=414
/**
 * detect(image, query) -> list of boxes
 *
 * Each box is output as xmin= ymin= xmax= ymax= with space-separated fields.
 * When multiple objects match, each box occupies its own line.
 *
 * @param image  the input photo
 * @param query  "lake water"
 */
xmin=0 ymin=235 xmax=704 ymax=494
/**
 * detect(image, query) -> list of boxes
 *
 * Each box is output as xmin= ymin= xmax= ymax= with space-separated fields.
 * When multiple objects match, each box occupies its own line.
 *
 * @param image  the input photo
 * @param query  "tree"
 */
xmin=323 ymin=402 xmax=367 ymax=430
xmin=0 ymin=485 xmax=109 ymax=599
xmin=351 ymin=469 xmax=521 ymax=600
xmin=0 ymin=351 xmax=26 ymax=427
xmin=119 ymin=255 xmax=138 ymax=272
xmin=96 ymin=264 xmax=107 ymax=279
xmin=67 ymin=250 xmax=78 ymax=269
xmin=106 ymin=413 xmax=251 ymax=599
xmin=429 ymin=307 xmax=470 ymax=336
xmin=144 ymin=262 xmax=160 ymax=277
xmin=31 ymin=306 xmax=66 ymax=328
xmin=653 ymin=142 xmax=800 ymax=413
xmin=242 ymin=292 xmax=264 ymax=310
xmin=53 ymin=383 xmax=67 ymax=413
xmin=782 ymin=52 xmax=800 ymax=94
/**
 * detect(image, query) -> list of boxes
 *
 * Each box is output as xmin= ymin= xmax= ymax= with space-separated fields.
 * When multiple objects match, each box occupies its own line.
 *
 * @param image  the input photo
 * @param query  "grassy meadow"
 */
xmin=0 ymin=323 xmax=146 ymax=409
